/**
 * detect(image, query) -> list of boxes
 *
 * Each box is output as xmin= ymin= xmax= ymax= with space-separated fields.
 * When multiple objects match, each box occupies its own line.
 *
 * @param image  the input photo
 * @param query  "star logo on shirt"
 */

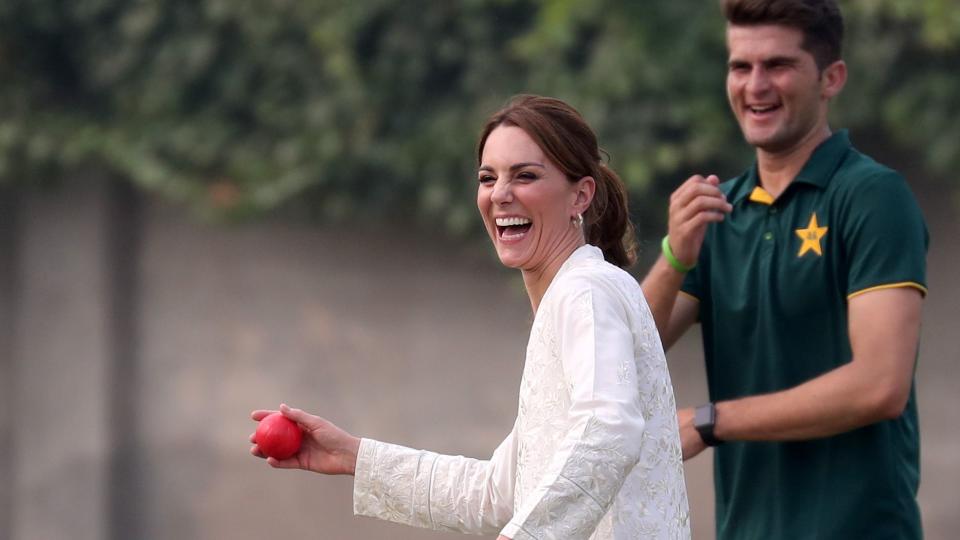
xmin=795 ymin=212 xmax=828 ymax=257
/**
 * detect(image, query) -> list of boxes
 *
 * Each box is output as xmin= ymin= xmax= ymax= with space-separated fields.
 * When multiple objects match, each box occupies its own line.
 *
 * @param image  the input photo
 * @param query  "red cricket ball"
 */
xmin=255 ymin=412 xmax=303 ymax=460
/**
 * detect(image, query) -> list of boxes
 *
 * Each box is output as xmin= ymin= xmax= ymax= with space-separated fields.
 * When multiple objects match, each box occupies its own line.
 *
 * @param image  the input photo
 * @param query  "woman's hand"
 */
xmin=250 ymin=403 xmax=361 ymax=475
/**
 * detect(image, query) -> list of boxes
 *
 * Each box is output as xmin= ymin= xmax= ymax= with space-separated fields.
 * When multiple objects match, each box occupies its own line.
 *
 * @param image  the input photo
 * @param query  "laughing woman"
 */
xmin=250 ymin=95 xmax=690 ymax=539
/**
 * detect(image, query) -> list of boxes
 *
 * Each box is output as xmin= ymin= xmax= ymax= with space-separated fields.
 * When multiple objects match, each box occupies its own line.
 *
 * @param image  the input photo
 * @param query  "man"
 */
xmin=641 ymin=0 xmax=928 ymax=538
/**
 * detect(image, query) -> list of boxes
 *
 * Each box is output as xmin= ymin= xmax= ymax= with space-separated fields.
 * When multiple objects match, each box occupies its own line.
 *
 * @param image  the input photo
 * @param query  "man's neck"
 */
xmin=756 ymin=126 xmax=832 ymax=199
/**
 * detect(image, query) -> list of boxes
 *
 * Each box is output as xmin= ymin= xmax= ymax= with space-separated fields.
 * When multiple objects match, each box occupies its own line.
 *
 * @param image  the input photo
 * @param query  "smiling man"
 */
xmin=641 ymin=1 xmax=929 ymax=538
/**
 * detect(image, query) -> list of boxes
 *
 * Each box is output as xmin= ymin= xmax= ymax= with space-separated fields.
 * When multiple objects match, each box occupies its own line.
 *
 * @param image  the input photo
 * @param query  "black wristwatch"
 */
xmin=694 ymin=403 xmax=723 ymax=447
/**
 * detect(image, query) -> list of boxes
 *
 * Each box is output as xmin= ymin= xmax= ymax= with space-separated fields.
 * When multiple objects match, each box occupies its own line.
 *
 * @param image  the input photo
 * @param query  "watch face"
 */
xmin=694 ymin=404 xmax=714 ymax=427
xmin=694 ymin=403 xmax=722 ymax=446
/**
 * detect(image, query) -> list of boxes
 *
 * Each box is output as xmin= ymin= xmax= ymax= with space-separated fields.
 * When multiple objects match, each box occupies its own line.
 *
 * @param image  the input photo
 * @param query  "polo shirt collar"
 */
xmin=729 ymin=129 xmax=852 ymax=205
xmin=794 ymin=129 xmax=851 ymax=188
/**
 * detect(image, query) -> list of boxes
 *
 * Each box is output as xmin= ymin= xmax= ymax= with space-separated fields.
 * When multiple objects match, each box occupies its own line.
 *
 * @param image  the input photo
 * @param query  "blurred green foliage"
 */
xmin=0 ymin=0 xmax=957 ymax=230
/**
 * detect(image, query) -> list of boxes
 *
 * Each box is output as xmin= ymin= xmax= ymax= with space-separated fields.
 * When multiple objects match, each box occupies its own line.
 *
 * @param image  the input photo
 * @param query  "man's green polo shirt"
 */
xmin=682 ymin=130 xmax=928 ymax=539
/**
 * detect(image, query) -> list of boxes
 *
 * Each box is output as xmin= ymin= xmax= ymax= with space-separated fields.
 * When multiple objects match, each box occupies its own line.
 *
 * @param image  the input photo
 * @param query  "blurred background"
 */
xmin=1 ymin=0 xmax=957 ymax=539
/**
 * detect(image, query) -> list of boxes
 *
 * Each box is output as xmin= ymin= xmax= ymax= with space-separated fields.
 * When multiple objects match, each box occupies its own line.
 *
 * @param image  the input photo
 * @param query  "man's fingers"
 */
xmin=672 ymin=180 xmax=727 ymax=210
xmin=673 ymin=212 xmax=727 ymax=242
xmin=693 ymin=211 xmax=728 ymax=226
xmin=674 ymin=194 xmax=733 ymax=225
xmin=671 ymin=175 xmax=708 ymax=204
xmin=680 ymin=192 xmax=732 ymax=214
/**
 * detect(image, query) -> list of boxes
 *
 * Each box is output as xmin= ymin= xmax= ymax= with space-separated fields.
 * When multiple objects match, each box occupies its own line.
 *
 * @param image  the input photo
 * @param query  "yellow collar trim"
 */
xmin=748 ymin=186 xmax=775 ymax=205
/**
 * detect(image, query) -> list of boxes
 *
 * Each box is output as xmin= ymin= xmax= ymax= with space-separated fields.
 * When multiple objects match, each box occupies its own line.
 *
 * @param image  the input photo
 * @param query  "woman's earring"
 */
xmin=572 ymin=213 xmax=584 ymax=228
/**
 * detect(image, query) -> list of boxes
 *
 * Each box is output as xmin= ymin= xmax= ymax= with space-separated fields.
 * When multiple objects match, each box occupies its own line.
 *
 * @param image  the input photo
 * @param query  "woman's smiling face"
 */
xmin=477 ymin=125 xmax=589 ymax=272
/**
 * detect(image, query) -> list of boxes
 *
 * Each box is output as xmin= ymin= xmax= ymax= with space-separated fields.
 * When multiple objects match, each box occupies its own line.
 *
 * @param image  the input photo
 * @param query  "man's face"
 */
xmin=726 ymin=24 xmax=830 ymax=154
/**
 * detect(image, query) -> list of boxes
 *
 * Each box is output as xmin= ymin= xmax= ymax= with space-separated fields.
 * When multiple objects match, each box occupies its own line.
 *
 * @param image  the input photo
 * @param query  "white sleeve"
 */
xmin=352 ymin=420 xmax=517 ymax=534
xmin=501 ymin=282 xmax=646 ymax=540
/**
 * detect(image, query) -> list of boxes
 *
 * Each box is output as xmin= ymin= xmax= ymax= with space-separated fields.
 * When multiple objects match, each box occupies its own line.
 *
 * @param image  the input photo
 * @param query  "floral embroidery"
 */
xmin=353 ymin=245 xmax=690 ymax=539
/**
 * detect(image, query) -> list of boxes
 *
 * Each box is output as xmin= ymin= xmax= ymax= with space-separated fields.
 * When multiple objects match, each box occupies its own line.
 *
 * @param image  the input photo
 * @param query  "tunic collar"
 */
xmin=558 ymin=244 xmax=604 ymax=276
xmin=537 ymin=244 xmax=603 ymax=313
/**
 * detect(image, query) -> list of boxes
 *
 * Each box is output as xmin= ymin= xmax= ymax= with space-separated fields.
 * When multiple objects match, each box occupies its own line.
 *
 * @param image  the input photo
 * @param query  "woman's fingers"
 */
xmin=251 ymin=409 xmax=277 ymax=421
xmin=279 ymin=403 xmax=321 ymax=430
xmin=266 ymin=456 xmax=301 ymax=469
xmin=251 ymin=447 xmax=299 ymax=470
xmin=252 ymin=405 xmax=317 ymax=427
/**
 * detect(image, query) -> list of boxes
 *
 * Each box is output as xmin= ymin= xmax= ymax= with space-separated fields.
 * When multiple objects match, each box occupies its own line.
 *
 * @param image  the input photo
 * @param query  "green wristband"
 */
xmin=662 ymin=235 xmax=695 ymax=273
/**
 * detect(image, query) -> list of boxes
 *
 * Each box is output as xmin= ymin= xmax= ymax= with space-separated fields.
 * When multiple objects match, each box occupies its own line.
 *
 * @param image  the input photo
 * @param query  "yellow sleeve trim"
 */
xmin=847 ymin=282 xmax=928 ymax=300
xmin=678 ymin=290 xmax=700 ymax=302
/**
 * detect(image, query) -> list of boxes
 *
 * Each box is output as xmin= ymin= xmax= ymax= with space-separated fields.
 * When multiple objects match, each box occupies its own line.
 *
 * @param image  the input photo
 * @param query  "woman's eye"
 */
xmin=478 ymin=174 xmax=495 ymax=184
xmin=517 ymin=172 xmax=537 ymax=180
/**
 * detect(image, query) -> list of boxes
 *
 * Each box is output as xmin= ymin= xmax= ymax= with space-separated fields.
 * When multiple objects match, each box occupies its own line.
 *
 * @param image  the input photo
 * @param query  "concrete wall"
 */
xmin=7 ymin=181 xmax=112 ymax=540
xmin=2 ymin=179 xmax=957 ymax=539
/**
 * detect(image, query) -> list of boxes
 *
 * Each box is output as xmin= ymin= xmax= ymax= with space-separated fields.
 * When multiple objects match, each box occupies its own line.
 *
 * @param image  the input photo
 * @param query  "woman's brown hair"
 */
xmin=477 ymin=95 xmax=637 ymax=268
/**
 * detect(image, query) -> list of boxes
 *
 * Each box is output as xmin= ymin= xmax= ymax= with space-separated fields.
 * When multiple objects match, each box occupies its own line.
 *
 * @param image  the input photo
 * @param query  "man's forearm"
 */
xmin=713 ymin=360 xmax=910 ymax=442
xmin=640 ymin=256 xmax=687 ymax=348
xmin=669 ymin=288 xmax=919 ymax=460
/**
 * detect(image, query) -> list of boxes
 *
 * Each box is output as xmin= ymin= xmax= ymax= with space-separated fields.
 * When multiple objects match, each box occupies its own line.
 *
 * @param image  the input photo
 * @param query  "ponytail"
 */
xmin=585 ymin=162 xmax=637 ymax=268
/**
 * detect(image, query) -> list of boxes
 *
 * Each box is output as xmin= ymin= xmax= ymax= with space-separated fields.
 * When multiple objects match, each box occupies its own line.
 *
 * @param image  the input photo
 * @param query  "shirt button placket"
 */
xmin=764 ymin=207 xmax=777 ymax=242
xmin=760 ymin=206 xmax=777 ymax=276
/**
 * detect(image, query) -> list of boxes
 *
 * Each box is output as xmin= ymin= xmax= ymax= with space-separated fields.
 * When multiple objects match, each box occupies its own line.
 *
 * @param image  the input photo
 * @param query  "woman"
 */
xmin=251 ymin=95 xmax=690 ymax=539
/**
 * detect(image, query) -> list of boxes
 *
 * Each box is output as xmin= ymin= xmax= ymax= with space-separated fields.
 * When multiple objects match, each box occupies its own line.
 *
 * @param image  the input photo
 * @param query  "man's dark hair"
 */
xmin=721 ymin=0 xmax=844 ymax=70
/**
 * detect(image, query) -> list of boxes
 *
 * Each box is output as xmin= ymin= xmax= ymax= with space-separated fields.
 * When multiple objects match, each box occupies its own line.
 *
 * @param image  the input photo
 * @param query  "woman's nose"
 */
xmin=491 ymin=178 xmax=512 ymax=204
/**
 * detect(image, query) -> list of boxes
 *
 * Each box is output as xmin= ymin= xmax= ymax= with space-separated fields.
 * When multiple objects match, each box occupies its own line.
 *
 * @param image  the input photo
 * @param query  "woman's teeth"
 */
xmin=495 ymin=217 xmax=531 ymax=226
xmin=495 ymin=217 xmax=532 ymax=240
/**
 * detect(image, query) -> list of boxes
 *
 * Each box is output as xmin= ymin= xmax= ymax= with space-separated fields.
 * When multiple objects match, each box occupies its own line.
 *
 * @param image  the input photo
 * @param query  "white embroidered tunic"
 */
xmin=353 ymin=245 xmax=690 ymax=539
